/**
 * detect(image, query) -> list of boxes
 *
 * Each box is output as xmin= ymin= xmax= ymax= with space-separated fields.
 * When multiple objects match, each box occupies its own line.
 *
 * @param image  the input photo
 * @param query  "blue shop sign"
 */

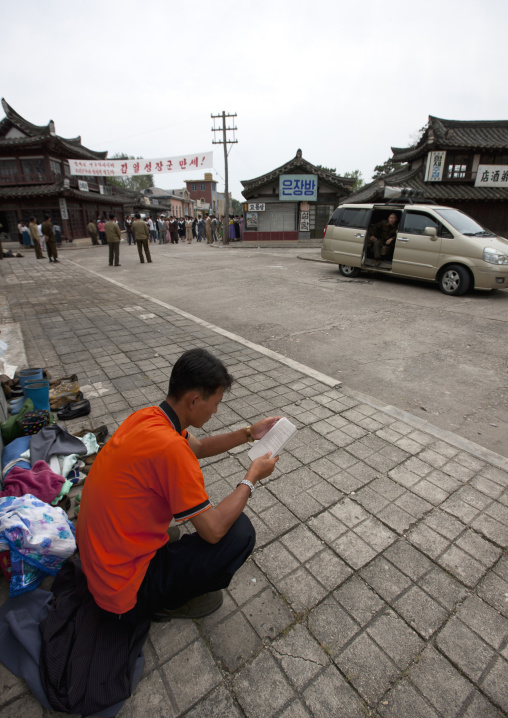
xmin=279 ymin=174 xmax=317 ymax=201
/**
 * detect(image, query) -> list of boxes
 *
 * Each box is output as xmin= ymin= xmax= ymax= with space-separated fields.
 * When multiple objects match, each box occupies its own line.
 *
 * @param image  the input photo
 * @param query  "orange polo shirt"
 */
xmin=76 ymin=404 xmax=211 ymax=614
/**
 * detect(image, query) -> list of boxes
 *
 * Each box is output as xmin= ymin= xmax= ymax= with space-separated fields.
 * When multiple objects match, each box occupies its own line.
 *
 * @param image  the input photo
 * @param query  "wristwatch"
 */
xmin=237 ymin=479 xmax=255 ymax=497
xmin=245 ymin=426 xmax=254 ymax=443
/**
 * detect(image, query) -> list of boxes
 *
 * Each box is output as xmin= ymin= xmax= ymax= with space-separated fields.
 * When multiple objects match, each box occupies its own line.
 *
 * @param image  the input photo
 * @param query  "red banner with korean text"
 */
xmin=67 ymin=152 xmax=213 ymax=177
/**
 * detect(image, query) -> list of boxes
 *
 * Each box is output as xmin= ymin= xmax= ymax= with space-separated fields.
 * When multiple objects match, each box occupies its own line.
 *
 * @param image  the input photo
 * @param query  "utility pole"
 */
xmin=211 ymin=111 xmax=237 ymax=244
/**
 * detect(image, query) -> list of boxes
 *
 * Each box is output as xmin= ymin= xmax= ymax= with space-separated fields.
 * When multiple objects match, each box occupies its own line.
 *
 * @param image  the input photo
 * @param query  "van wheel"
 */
xmin=438 ymin=265 xmax=471 ymax=296
xmin=339 ymin=265 xmax=361 ymax=278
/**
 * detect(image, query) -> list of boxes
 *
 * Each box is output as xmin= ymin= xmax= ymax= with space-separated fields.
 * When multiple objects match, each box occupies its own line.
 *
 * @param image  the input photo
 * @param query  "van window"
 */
xmin=339 ymin=208 xmax=370 ymax=229
xmin=401 ymin=212 xmax=439 ymax=235
xmin=328 ymin=208 xmax=343 ymax=226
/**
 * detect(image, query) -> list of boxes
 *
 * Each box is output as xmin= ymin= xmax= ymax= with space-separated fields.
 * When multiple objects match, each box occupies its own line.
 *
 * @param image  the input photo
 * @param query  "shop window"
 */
xmin=481 ymin=153 xmax=508 ymax=165
xmin=50 ymin=159 xmax=62 ymax=176
xmin=445 ymin=153 xmax=470 ymax=179
xmin=0 ymin=159 xmax=17 ymax=180
xmin=21 ymin=158 xmax=45 ymax=181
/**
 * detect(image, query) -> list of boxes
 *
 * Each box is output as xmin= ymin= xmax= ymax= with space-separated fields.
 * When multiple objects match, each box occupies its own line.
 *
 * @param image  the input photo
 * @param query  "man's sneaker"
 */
xmin=49 ymin=381 xmax=80 ymax=401
xmin=152 ymin=591 xmax=223 ymax=622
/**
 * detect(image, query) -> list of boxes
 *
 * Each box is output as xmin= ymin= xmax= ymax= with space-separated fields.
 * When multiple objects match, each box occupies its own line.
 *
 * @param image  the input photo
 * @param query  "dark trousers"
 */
xmin=47 ymin=240 xmax=58 ymax=261
xmin=119 ymin=513 xmax=255 ymax=623
xmin=108 ymin=242 xmax=120 ymax=266
xmin=136 ymin=239 xmax=151 ymax=263
xmin=126 ymin=231 xmax=134 ymax=246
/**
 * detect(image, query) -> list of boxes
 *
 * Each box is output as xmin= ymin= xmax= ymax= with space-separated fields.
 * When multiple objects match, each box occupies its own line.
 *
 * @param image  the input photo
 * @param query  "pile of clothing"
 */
xmin=0 ymin=424 xmax=101 ymax=594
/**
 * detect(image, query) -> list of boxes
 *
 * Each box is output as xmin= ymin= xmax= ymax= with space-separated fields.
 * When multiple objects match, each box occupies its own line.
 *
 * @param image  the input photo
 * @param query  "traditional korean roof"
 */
xmin=342 ymin=163 xmax=508 ymax=205
xmin=392 ymin=116 xmax=508 ymax=163
xmin=0 ymin=180 xmax=134 ymax=204
xmin=241 ymin=149 xmax=354 ymax=198
xmin=0 ymin=98 xmax=108 ymax=160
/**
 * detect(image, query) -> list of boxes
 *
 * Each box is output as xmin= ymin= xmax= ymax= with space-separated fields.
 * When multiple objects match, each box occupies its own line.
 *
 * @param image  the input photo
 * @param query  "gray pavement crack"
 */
xmin=269 ymin=645 xmax=328 ymax=667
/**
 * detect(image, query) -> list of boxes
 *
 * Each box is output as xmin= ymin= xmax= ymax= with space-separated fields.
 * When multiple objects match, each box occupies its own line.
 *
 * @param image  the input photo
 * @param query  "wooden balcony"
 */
xmin=0 ymin=170 xmax=62 ymax=185
xmin=0 ymin=172 xmax=116 ymax=196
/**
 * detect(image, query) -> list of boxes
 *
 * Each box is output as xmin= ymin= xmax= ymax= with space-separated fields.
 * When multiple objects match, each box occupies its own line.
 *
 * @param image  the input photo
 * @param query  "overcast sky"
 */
xmin=2 ymin=0 xmax=508 ymax=200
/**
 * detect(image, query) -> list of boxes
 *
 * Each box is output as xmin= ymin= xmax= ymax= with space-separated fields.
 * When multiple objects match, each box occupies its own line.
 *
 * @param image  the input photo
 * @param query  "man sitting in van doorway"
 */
xmin=369 ymin=212 xmax=399 ymax=264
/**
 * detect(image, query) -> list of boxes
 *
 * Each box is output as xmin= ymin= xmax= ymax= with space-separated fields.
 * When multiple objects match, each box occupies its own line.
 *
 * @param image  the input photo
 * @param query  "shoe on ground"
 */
xmin=57 ymin=399 xmax=91 ymax=420
xmin=50 ymin=390 xmax=84 ymax=410
xmin=49 ymin=381 xmax=80 ymax=401
xmin=152 ymin=591 xmax=223 ymax=622
xmin=49 ymin=374 xmax=78 ymax=388
xmin=74 ymin=425 xmax=108 ymax=443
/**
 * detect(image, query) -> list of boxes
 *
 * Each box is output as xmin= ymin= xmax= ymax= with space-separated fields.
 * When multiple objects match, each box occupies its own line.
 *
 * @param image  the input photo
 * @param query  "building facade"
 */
xmin=241 ymin=150 xmax=354 ymax=240
xmin=141 ymin=187 xmax=195 ymax=218
xmin=184 ymin=173 xmax=226 ymax=216
xmin=0 ymin=99 xmax=133 ymax=241
xmin=345 ymin=116 xmax=508 ymax=236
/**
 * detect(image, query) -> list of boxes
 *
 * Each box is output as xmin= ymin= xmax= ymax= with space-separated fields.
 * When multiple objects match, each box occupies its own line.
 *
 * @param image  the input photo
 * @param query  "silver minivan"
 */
xmin=321 ymin=200 xmax=508 ymax=295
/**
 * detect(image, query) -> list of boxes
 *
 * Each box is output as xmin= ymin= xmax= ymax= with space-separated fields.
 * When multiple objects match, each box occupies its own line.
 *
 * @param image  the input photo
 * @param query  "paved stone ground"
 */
xmin=1 ymin=255 xmax=508 ymax=718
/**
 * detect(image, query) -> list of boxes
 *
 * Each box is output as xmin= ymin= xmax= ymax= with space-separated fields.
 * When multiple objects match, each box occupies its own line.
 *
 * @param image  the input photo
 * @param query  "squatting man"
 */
xmin=76 ymin=348 xmax=280 ymax=622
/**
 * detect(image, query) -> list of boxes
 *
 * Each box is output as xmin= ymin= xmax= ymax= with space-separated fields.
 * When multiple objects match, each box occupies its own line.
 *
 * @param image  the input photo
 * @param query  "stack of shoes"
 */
xmin=49 ymin=376 xmax=81 ymax=411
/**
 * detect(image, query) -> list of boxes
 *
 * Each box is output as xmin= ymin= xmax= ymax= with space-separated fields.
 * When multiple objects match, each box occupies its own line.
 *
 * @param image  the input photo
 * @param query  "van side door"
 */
xmin=392 ymin=210 xmax=442 ymax=279
xmin=329 ymin=207 xmax=372 ymax=266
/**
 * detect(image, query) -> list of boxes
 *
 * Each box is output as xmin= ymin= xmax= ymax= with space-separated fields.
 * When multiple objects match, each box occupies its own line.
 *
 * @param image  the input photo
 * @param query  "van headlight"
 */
xmin=483 ymin=247 xmax=508 ymax=265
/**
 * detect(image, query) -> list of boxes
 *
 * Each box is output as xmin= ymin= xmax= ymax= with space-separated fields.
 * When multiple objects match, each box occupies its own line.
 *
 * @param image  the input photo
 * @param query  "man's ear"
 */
xmin=187 ymin=391 xmax=201 ymax=408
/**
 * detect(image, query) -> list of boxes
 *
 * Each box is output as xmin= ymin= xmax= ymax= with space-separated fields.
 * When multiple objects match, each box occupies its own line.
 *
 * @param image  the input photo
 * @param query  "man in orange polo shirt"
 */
xmin=76 ymin=348 xmax=279 ymax=622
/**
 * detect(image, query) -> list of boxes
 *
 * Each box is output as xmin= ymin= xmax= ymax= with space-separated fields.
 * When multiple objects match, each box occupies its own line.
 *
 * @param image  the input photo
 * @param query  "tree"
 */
xmin=231 ymin=198 xmax=243 ymax=215
xmin=107 ymin=153 xmax=154 ymax=192
xmin=371 ymin=157 xmax=405 ymax=180
xmin=371 ymin=123 xmax=428 ymax=180
xmin=343 ymin=169 xmax=364 ymax=191
xmin=316 ymin=165 xmax=337 ymax=174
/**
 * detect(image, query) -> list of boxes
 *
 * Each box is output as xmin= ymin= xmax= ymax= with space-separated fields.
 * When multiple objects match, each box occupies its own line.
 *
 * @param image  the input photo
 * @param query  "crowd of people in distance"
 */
xmin=17 ymin=218 xmax=62 ymax=250
xmin=85 ymin=211 xmax=245 ymax=250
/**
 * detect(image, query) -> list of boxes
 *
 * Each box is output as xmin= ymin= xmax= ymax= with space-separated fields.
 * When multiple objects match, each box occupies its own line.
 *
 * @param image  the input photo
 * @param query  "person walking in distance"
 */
xmin=197 ymin=216 xmax=205 ymax=242
xmin=205 ymin=214 xmax=213 ymax=244
xmin=185 ymin=215 xmax=193 ymax=244
xmin=87 ymin=218 xmax=99 ymax=246
xmin=29 ymin=216 xmax=44 ymax=259
xmin=105 ymin=212 xmax=121 ymax=267
xmin=169 ymin=216 xmax=179 ymax=245
xmin=132 ymin=213 xmax=152 ymax=264
xmin=158 ymin=216 xmax=167 ymax=244
xmin=125 ymin=215 xmax=134 ymax=246
xmin=41 ymin=214 xmax=59 ymax=263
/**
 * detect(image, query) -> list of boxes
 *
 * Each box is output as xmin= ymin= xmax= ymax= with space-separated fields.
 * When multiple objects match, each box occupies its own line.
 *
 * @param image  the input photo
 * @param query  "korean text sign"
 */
xmin=67 ymin=152 xmax=213 ymax=177
xmin=425 ymin=151 xmax=446 ymax=182
xmin=279 ymin=175 xmax=317 ymax=201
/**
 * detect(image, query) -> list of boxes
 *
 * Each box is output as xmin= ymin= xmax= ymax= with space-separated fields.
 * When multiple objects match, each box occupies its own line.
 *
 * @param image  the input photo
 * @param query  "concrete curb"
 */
xmin=68 ymin=259 xmax=508 ymax=473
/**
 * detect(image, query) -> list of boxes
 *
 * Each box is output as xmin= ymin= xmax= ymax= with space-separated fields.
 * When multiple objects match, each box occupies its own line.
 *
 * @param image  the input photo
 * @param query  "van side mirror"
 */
xmin=424 ymin=226 xmax=438 ymax=239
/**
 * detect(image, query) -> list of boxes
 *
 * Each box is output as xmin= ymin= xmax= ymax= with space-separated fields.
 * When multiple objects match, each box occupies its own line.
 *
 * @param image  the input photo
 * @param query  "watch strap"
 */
xmin=237 ymin=479 xmax=255 ymax=496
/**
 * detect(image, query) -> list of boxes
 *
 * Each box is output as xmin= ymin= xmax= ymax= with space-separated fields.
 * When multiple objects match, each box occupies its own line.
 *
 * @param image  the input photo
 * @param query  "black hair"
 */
xmin=109 ymin=212 xmax=115 ymax=219
xmin=168 ymin=348 xmax=234 ymax=401
xmin=134 ymin=212 xmax=141 ymax=219
xmin=44 ymin=213 xmax=51 ymax=220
